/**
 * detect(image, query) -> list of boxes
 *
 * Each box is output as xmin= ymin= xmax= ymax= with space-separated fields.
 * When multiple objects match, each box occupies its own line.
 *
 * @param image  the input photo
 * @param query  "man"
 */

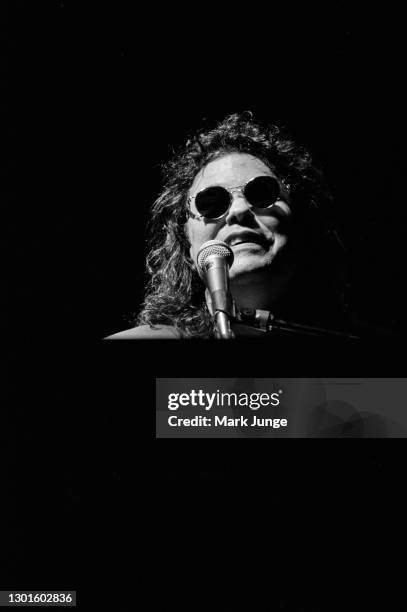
xmin=107 ymin=112 xmax=348 ymax=339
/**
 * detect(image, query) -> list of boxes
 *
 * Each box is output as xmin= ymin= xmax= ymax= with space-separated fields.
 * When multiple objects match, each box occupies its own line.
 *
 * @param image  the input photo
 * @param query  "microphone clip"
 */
xmin=236 ymin=308 xmax=271 ymax=331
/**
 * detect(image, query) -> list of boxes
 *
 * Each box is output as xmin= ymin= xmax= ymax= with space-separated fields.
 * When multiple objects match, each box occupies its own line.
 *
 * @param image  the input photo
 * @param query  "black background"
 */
xmin=5 ymin=2 xmax=407 ymax=339
xmin=3 ymin=2 xmax=406 ymax=610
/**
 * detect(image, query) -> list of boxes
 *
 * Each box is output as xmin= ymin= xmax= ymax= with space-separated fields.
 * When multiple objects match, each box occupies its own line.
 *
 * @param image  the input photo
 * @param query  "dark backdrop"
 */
xmin=5 ymin=2 xmax=406 ymax=340
xmin=3 ymin=3 xmax=407 ymax=610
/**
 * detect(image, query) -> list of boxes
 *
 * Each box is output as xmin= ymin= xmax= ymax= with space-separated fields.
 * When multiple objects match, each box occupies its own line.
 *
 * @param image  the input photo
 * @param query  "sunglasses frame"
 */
xmin=187 ymin=175 xmax=285 ymax=221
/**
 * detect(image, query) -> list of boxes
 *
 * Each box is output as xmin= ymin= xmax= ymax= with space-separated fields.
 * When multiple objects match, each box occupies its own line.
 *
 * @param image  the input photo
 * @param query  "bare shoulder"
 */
xmin=104 ymin=324 xmax=181 ymax=339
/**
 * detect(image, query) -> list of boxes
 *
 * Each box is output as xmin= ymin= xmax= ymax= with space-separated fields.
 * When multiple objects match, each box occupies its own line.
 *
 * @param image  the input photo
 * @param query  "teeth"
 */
xmin=227 ymin=234 xmax=265 ymax=247
xmin=231 ymin=238 xmax=255 ymax=246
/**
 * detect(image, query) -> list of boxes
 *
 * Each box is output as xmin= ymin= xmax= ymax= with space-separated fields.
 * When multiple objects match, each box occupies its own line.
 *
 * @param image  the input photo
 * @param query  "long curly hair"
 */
xmin=135 ymin=112 xmax=348 ymax=337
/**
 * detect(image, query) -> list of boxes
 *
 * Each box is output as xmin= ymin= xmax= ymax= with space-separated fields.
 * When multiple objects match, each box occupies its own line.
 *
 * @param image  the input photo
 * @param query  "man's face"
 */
xmin=186 ymin=153 xmax=298 ymax=307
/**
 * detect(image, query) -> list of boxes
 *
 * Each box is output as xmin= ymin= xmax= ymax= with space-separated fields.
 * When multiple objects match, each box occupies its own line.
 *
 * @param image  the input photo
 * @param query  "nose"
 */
xmin=224 ymin=193 xmax=253 ymax=225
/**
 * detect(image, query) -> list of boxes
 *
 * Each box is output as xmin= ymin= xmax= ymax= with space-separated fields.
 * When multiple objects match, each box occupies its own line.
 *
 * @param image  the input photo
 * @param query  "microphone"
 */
xmin=197 ymin=240 xmax=235 ymax=339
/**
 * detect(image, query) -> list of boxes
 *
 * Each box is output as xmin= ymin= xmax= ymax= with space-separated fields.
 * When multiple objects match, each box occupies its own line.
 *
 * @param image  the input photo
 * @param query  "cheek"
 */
xmin=264 ymin=214 xmax=295 ymax=248
xmin=186 ymin=221 xmax=218 ymax=262
xmin=274 ymin=234 xmax=288 ymax=251
xmin=186 ymin=223 xmax=206 ymax=266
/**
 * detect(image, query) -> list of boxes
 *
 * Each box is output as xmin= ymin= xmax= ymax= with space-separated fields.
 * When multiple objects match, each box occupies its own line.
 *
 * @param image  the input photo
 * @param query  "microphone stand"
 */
xmin=235 ymin=309 xmax=360 ymax=341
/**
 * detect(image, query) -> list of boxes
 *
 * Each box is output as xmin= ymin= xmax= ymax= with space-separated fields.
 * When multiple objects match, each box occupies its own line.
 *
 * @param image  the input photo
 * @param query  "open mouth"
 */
xmin=229 ymin=235 xmax=269 ymax=249
xmin=231 ymin=240 xmax=263 ymax=247
xmin=227 ymin=232 xmax=269 ymax=248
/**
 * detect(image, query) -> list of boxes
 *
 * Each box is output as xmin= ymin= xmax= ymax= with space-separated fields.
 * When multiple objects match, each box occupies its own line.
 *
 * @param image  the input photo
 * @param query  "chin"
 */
xmin=229 ymin=261 xmax=270 ymax=283
xmin=230 ymin=249 xmax=274 ymax=275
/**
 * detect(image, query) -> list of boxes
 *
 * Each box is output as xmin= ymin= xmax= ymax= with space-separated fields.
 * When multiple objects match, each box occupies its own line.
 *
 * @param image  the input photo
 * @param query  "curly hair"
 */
xmin=135 ymin=112 xmax=348 ymax=337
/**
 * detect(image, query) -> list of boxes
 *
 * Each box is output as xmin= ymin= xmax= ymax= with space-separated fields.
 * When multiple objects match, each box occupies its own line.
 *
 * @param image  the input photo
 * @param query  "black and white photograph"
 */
xmin=3 ymin=2 xmax=407 ymax=610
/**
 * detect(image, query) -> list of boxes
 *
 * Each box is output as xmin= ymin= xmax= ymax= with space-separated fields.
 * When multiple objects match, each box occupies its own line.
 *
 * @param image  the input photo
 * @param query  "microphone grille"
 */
xmin=197 ymin=240 xmax=234 ymax=273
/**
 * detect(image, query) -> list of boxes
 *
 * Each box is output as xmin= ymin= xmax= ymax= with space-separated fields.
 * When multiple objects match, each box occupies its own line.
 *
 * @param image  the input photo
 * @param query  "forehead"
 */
xmin=190 ymin=153 xmax=276 ymax=193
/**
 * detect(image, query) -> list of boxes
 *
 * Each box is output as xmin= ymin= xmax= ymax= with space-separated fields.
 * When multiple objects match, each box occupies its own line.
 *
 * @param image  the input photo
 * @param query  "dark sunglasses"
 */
xmin=188 ymin=175 xmax=284 ymax=221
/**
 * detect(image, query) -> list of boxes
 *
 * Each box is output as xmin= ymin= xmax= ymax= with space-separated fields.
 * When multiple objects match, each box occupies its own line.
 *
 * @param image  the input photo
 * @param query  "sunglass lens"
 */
xmin=195 ymin=186 xmax=231 ymax=219
xmin=245 ymin=176 xmax=280 ymax=208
